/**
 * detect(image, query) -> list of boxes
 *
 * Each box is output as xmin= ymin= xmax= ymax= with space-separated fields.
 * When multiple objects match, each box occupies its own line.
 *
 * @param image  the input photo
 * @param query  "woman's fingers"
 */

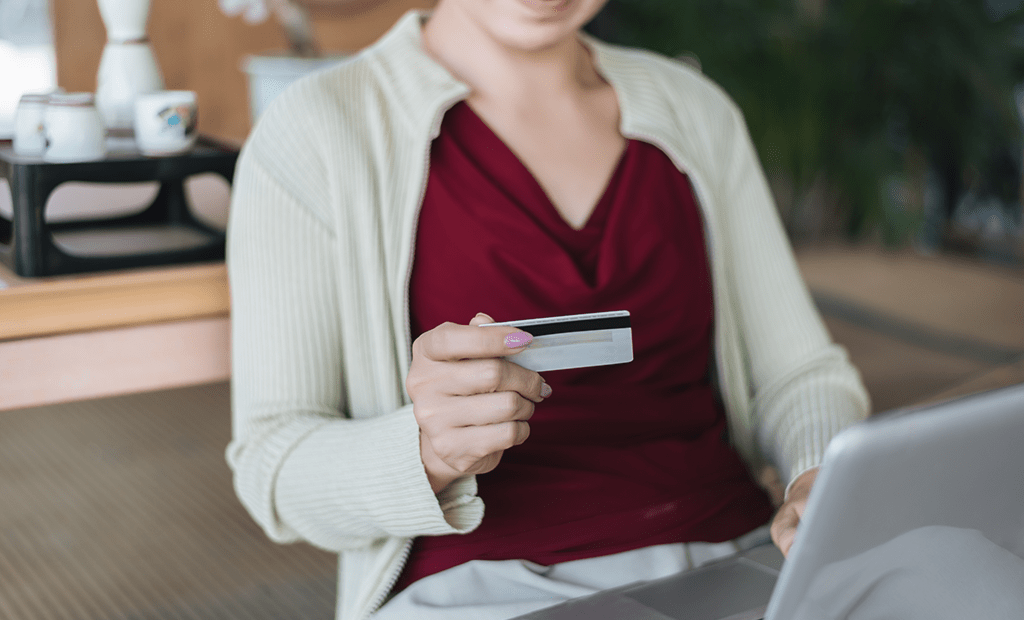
xmin=771 ymin=494 xmax=809 ymax=556
xmin=468 ymin=312 xmax=495 ymax=326
xmin=409 ymin=314 xmax=548 ymax=493
xmin=770 ymin=502 xmax=800 ymax=557
xmin=427 ymin=420 xmax=531 ymax=476
xmin=408 ymin=353 xmax=549 ymax=405
xmin=417 ymin=390 xmax=536 ymax=431
xmin=452 ymin=358 xmax=549 ymax=402
xmin=769 ymin=468 xmax=819 ymax=557
xmin=415 ymin=320 xmax=532 ymax=362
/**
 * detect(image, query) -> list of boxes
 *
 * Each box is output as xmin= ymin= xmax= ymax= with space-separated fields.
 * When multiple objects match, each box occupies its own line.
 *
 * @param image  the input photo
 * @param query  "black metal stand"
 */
xmin=0 ymin=136 xmax=238 ymax=277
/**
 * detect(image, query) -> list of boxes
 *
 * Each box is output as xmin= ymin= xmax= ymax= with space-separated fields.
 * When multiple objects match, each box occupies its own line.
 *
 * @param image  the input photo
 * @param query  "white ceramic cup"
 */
xmin=97 ymin=0 xmax=152 ymax=42
xmin=13 ymin=93 xmax=50 ymax=157
xmin=43 ymin=93 xmax=108 ymax=163
xmin=133 ymin=91 xmax=199 ymax=156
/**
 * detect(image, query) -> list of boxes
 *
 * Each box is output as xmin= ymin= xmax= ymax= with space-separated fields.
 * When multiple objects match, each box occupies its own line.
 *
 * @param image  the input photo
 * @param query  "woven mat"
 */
xmin=0 ymin=382 xmax=337 ymax=620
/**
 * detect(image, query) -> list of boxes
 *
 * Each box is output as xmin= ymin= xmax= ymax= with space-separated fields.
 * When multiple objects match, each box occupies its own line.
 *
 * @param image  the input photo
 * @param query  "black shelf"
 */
xmin=0 ymin=136 xmax=238 ymax=277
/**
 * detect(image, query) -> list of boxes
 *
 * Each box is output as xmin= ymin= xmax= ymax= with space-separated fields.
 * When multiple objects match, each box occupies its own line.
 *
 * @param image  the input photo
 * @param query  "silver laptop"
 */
xmin=514 ymin=383 xmax=1024 ymax=620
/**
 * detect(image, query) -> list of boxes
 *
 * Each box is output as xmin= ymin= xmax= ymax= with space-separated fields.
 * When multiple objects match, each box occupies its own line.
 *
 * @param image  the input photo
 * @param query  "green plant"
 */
xmin=589 ymin=0 xmax=1024 ymax=244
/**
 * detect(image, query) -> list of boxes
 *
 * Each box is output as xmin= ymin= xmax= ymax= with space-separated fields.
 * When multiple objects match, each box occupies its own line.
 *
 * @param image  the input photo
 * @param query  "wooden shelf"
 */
xmin=0 ymin=261 xmax=230 ymax=341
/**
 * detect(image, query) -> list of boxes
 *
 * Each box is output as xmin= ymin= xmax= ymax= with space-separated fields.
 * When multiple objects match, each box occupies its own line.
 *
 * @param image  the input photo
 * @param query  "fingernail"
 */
xmin=505 ymin=332 xmax=533 ymax=348
xmin=540 ymin=382 xmax=553 ymax=398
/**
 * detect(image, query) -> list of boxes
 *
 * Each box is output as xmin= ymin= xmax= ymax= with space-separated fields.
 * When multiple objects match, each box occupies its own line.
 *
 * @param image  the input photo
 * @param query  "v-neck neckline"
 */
xmin=452 ymin=101 xmax=631 ymax=233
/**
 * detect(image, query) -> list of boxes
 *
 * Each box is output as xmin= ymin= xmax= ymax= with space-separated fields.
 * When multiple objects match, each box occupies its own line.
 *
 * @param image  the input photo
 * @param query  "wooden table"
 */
xmin=0 ymin=261 xmax=230 ymax=411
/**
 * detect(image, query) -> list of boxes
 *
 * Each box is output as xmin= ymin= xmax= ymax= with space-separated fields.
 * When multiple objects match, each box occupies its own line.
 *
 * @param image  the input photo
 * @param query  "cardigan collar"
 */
xmin=369 ymin=9 xmax=692 ymax=151
xmin=367 ymin=11 xmax=470 ymax=138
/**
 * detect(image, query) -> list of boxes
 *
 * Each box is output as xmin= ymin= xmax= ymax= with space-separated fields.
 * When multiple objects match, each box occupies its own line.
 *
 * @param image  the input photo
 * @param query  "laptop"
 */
xmin=513 ymin=383 xmax=1024 ymax=620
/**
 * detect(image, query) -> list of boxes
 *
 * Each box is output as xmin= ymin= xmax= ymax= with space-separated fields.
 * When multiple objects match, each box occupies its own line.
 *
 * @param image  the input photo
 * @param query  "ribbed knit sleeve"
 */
xmin=717 ymin=104 xmax=871 ymax=487
xmin=226 ymin=124 xmax=483 ymax=552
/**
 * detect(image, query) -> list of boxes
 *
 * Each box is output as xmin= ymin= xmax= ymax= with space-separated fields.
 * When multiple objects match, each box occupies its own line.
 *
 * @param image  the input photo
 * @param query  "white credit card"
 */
xmin=484 ymin=310 xmax=633 ymax=372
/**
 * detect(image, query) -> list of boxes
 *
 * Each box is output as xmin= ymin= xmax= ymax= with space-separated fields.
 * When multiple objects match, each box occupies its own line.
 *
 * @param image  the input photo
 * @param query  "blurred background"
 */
xmin=588 ymin=0 xmax=1024 ymax=258
xmin=3 ymin=0 xmax=1022 ymax=257
xmin=1 ymin=1 xmax=1023 ymax=619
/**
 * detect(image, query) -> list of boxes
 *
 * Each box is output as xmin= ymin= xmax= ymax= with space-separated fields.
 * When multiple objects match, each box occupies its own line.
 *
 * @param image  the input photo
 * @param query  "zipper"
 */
xmin=363 ymin=537 xmax=414 ymax=619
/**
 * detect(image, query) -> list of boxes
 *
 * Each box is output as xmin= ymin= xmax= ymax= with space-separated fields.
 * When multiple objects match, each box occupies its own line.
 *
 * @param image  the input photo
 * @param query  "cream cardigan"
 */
xmin=226 ymin=11 xmax=870 ymax=620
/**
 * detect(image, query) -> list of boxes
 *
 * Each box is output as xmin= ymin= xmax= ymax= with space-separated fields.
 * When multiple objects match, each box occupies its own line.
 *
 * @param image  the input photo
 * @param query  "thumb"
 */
xmin=469 ymin=312 xmax=496 ymax=327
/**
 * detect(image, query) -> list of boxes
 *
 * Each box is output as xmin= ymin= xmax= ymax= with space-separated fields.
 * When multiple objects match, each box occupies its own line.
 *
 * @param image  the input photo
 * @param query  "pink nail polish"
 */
xmin=540 ymin=383 xmax=553 ymax=398
xmin=505 ymin=332 xmax=533 ymax=348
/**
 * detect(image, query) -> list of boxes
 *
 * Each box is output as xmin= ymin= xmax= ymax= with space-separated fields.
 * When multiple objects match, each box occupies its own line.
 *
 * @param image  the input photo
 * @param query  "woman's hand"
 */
xmin=770 ymin=467 xmax=818 ymax=557
xmin=408 ymin=313 xmax=551 ymax=494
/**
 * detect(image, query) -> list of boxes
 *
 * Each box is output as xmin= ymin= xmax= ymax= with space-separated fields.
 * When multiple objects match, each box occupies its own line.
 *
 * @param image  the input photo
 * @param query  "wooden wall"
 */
xmin=52 ymin=0 xmax=435 ymax=143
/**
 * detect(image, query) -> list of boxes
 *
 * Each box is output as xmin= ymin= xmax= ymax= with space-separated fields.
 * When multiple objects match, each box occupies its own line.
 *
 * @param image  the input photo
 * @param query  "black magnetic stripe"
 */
xmin=517 ymin=316 xmax=631 ymax=337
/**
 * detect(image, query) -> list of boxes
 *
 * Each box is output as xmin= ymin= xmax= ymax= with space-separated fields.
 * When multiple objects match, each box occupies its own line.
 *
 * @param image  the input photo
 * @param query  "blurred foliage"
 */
xmin=588 ymin=0 xmax=1024 ymax=243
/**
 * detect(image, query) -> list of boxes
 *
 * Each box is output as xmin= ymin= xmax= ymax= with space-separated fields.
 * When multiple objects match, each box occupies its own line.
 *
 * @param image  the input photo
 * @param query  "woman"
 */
xmin=226 ymin=1 xmax=870 ymax=619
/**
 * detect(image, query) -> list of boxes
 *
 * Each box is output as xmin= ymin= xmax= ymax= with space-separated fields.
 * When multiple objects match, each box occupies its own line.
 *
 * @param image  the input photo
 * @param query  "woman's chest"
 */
xmin=410 ymin=116 xmax=716 ymax=386
xmin=465 ymin=93 xmax=625 ymax=231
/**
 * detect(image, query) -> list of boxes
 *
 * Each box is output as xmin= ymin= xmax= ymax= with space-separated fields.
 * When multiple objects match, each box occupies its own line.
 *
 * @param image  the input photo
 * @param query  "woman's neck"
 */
xmin=422 ymin=4 xmax=603 ymax=106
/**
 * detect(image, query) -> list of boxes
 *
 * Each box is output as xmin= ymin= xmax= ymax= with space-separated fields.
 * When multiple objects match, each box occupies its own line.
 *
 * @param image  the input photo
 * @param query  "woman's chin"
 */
xmin=491 ymin=24 xmax=577 ymax=52
xmin=431 ymin=0 xmax=608 ymax=54
xmin=492 ymin=0 xmax=605 ymax=49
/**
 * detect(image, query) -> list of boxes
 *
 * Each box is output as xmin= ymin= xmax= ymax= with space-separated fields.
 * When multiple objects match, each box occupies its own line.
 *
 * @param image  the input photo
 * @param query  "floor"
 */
xmin=1 ymin=245 xmax=1022 ymax=620
xmin=0 ymin=385 xmax=337 ymax=620
xmin=798 ymin=246 xmax=1024 ymax=410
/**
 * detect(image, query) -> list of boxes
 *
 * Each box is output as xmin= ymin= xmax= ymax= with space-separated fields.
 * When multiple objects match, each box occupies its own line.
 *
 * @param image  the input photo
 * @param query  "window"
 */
xmin=0 ymin=0 xmax=57 ymax=138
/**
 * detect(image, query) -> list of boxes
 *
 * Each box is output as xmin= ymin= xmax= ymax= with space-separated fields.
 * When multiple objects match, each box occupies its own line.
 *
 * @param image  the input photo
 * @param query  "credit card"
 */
xmin=484 ymin=310 xmax=633 ymax=372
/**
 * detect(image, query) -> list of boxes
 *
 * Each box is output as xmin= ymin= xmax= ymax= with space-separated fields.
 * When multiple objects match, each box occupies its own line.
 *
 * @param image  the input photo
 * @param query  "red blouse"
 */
xmin=400 ymin=102 xmax=773 ymax=589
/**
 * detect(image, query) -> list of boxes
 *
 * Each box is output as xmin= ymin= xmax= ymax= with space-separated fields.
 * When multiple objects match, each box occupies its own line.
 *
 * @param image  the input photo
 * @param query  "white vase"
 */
xmin=96 ymin=41 xmax=165 ymax=132
xmin=96 ymin=0 xmax=151 ymax=42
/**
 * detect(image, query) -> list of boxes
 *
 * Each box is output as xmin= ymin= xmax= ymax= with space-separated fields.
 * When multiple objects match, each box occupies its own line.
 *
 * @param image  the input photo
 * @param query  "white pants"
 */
xmin=372 ymin=525 xmax=773 ymax=620
xmin=375 ymin=525 xmax=1024 ymax=620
